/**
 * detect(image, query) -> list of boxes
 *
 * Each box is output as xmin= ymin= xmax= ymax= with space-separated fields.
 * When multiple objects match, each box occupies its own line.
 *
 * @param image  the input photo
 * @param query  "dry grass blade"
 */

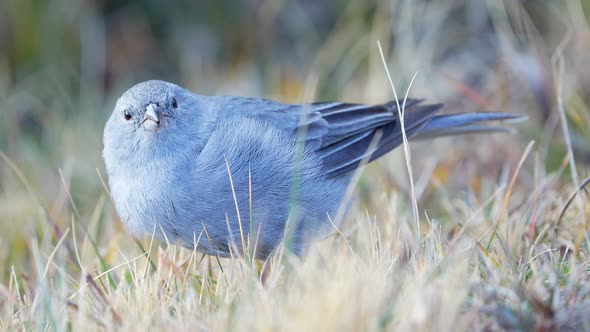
xmin=58 ymin=168 xmax=80 ymax=218
xmin=486 ymin=140 xmax=535 ymax=251
xmin=377 ymin=40 xmax=421 ymax=249
xmin=224 ymin=156 xmax=246 ymax=254
xmin=554 ymin=176 xmax=590 ymax=234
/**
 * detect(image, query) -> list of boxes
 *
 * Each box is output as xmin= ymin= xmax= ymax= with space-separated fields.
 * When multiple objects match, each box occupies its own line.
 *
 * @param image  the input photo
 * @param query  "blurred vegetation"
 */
xmin=0 ymin=1 xmax=590 ymax=330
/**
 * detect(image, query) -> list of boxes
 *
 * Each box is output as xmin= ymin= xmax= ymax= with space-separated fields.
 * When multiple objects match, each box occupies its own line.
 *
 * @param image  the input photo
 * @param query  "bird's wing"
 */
xmin=218 ymin=96 xmax=442 ymax=178
xmin=303 ymin=100 xmax=443 ymax=177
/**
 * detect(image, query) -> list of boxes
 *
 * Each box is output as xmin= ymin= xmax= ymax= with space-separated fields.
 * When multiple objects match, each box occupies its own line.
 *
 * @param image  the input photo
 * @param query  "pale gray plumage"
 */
xmin=103 ymin=80 xmax=525 ymax=258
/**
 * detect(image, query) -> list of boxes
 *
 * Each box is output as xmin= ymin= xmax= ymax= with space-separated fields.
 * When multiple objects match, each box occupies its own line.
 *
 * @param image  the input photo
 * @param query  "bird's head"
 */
xmin=103 ymin=80 xmax=215 ymax=169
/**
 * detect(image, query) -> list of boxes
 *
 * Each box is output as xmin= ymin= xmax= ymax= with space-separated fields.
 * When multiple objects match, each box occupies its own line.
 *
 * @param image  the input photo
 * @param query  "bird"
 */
xmin=103 ymin=80 xmax=525 ymax=259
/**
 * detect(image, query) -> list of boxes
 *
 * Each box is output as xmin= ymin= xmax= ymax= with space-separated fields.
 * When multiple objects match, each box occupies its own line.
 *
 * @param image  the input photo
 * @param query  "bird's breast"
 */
xmin=109 ymin=164 xmax=185 ymax=239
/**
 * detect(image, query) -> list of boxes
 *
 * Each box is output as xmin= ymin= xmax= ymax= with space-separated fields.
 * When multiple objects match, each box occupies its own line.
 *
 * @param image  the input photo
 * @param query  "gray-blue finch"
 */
xmin=103 ymin=80 xmax=524 ymax=258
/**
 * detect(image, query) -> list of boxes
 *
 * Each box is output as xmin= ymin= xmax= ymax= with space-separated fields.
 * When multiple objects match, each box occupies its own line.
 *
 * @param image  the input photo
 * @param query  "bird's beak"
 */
xmin=143 ymin=103 xmax=161 ymax=130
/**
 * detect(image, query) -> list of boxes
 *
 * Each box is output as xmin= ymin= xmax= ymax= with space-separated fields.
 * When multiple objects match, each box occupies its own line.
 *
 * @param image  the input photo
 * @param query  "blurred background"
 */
xmin=1 ymin=0 xmax=589 ymax=277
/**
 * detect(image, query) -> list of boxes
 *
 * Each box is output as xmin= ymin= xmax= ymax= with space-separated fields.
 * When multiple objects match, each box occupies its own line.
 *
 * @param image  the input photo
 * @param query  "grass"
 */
xmin=1 ymin=0 xmax=590 ymax=330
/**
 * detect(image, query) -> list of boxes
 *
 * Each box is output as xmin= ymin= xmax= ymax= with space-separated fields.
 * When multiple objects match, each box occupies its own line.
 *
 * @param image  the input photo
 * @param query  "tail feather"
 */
xmin=414 ymin=112 xmax=527 ymax=140
xmin=318 ymin=98 xmax=526 ymax=178
xmin=414 ymin=124 xmax=513 ymax=139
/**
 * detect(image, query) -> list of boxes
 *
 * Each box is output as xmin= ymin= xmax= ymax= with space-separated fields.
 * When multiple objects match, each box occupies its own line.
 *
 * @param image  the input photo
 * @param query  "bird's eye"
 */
xmin=172 ymin=98 xmax=178 ymax=109
xmin=124 ymin=110 xmax=132 ymax=121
